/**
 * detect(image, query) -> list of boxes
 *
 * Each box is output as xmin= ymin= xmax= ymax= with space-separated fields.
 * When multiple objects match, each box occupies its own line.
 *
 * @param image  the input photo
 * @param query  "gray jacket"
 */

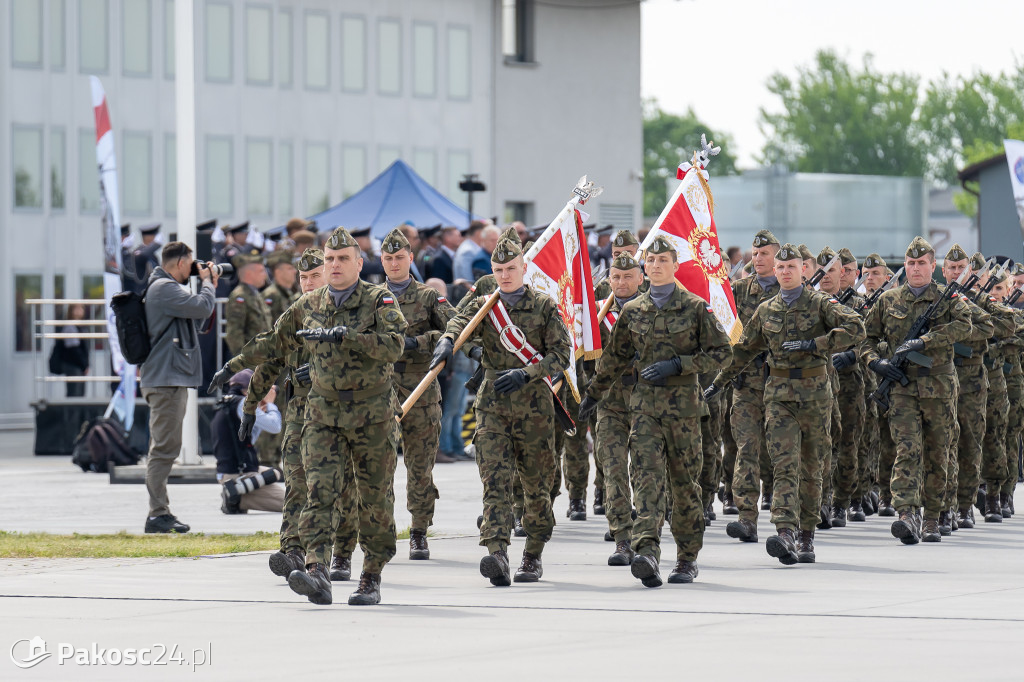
xmin=141 ymin=267 xmax=216 ymax=388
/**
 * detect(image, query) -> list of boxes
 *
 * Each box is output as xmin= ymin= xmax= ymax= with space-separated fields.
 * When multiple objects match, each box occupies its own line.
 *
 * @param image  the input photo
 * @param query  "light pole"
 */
xmin=459 ymin=174 xmax=486 ymax=229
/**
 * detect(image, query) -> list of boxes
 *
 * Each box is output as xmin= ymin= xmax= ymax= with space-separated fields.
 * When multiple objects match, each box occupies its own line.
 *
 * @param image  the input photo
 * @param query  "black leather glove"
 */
xmin=781 ymin=339 xmax=817 ymax=353
xmin=430 ymin=338 xmax=454 ymax=370
xmin=831 ymin=350 xmax=856 ymax=371
xmin=895 ymin=338 xmax=924 ymax=355
xmin=208 ymin=363 xmax=233 ymax=393
xmin=703 ymin=383 xmax=721 ymax=401
xmin=494 ymin=368 xmax=529 ymax=395
xmin=578 ymin=395 xmax=599 ymax=422
xmin=296 ymin=326 xmax=347 ymax=343
xmin=403 ymin=336 xmax=418 ymax=351
xmin=468 ymin=345 xmax=483 ymax=361
xmin=464 ymin=364 xmax=484 ymax=392
xmin=869 ymin=358 xmax=906 ymax=383
xmin=237 ymin=413 xmax=256 ymax=443
xmin=293 ymin=363 xmax=311 ymax=386
xmin=551 ymin=372 xmax=565 ymax=386
xmin=640 ymin=357 xmax=682 ymax=384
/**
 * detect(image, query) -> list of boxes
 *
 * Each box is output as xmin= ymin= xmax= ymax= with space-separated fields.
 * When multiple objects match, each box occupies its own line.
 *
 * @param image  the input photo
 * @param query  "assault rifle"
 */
xmin=1006 ymin=288 xmax=1023 ymax=306
xmin=836 ymin=273 xmax=869 ymax=306
xmin=972 ymin=260 xmax=1004 ymax=303
xmin=858 ymin=267 xmax=904 ymax=313
xmin=806 ymin=254 xmax=841 ymax=289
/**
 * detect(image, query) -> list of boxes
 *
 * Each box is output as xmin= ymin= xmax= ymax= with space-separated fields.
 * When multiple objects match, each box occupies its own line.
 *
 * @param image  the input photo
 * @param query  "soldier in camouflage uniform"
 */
xmin=226 ymin=248 xmax=273 ymax=355
xmin=432 ymin=235 xmax=570 ymax=586
xmin=257 ymin=250 xmax=299 ymax=469
xmin=380 ymin=227 xmax=455 ymax=559
xmin=862 ymin=236 xmax=972 ymax=544
xmin=582 ymin=236 xmax=733 ymax=587
xmin=709 ymin=244 xmax=865 ymax=565
xmin=1002 ymin=303 xmax=1024 ymax=517
xmin=857 ymin=254 xmax=889 ymax=514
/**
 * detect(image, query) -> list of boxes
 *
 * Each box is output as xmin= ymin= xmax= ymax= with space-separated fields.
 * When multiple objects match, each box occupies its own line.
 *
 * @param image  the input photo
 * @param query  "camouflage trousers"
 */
xmin=877 ymin=408 xmax=896 ymax=503
xmin=560 ymin=389 xmax=593 ymax=500
xmin=830 ymin=371 xmax=865 ymax=508
xmin=729 ymin=384 xmax=772 ymax=523
xmin=477 ymin=409 xmax=557 ymax=556
xmin=765 ymin=398 xmax=832 ymax=531
xmin=299 ymin=419 xmax=398 ymax=573
xmin=699 ymin=394 xmax=724 ymax=510
xmin=721 ymin=386 xmax=737 ymax=495
xmin=257 ymin=379 xmax=289 ymax=467
xmin=888 ymin=391 xmax=955 ymax=518
xmin=858 ymin=394 xmax=879 ymax=499
xmin=821 ymin=395 xmax=842 ymax=505
xmin=280 ymin=416 xmax=357 ymax=557
xmin=630 ymin=413 xmax=704 ymax=563
xmin=595 ymin=406 xmax=634 ymax=542
xmin=947 ymin=371 xmax=986 ymax=510
xmin=401 ymin=402 xmax=442 ymax=531
xmin=1003 ymin=380 xmax=1023 ymax=495
xmin=980 ymin=378 xmax=1009 ymax=491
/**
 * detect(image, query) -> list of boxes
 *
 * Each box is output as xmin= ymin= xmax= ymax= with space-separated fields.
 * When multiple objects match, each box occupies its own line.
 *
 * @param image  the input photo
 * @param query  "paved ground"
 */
xmin=2 ymin=429 xmax=1023 ymax=680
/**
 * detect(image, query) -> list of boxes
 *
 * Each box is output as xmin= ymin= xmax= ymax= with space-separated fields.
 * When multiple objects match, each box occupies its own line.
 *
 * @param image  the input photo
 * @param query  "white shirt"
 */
xmin=235 ymin=399 xmax=281 ymax=445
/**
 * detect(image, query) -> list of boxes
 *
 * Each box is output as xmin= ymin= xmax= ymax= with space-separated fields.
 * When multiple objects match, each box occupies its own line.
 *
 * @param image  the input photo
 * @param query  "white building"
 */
xmin=0 ymin=0 xmax=643 ymax=425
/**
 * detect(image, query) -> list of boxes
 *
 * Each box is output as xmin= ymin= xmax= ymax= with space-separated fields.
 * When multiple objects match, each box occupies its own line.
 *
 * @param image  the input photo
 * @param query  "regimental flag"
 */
xmin=1003 ymin=139 xmax=1024 ymax=231
xmin=638 ymin=150 xmax=741 ymax=342
xmin=525 ymin=205 xmax=602 ymax=401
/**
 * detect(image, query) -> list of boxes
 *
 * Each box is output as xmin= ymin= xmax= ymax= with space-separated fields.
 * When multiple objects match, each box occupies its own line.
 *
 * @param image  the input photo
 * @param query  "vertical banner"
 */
xmin=1003 ymin=139 xmax=1024 ymax=232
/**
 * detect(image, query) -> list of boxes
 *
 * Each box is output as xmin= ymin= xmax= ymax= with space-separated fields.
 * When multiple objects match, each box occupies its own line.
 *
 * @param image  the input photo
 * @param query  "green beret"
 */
xmin=970 ymin=252 xmax=986 ymax=271
xmin=491 ymin=238 xmax=523 ymax=264
xmin=500 ymin=226 xmax=522 ymax=245
xmin=297 ymin=248 xmax=324 ymax=272
xmin=232 ymin=247 xmax=264 ymax=270
xmin=837 ymin=247 xmax=856 ymax=265
xmin=816 ymin=247 xmax=838 ymax=267
xmin=381 ymin=227 xmax=411 ymax=254
xmin=647 ymin=235 xmax=677 ymax=256
xmin=944 ymin=243 xmax=968 ymax=262
xmin=905 ymin=236 xmax=934 ymax=259
xmin=266 ymin=249 xmax=294 ymax=269
xmin=798 ymin=244 xmax=814 ymax=261
xmin=752 ymin=229 xmax=779 ymax=248
xmin=610 ymin=252 xmax=640 ymax=271
xmin=326 ymin=227 xmax=358 ymax=250
xmin=1012 ymin=262 xmax=1024 ymax=276
xmin=612 ymin=230 xmax=639 ymax=248
xmin=776 ymin=243 xmax=802 ymax=261
xmin=863 ymin=253 xmax=887 ymax=269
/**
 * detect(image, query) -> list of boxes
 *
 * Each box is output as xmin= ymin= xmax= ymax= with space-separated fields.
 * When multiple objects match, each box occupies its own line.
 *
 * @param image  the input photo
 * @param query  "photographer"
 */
xmin=141 ymin=242 xmax=218 ymax=534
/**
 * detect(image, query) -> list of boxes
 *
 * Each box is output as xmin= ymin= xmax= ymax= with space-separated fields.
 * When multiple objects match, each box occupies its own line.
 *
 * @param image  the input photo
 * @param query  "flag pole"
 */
xmin=595 ymin=295 xmax=615 ymax=324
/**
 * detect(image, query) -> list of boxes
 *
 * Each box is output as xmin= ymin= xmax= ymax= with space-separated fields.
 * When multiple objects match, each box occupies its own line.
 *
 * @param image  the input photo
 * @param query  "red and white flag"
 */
xmin=639 ymin=145 xmax=741 ymax=342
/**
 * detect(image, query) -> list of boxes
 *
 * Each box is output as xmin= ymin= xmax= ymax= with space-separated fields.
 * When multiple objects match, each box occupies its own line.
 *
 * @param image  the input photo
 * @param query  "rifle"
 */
xmin=858 ymin=267 xmax=904 ymax=313
xmin=1006 ymin=288 xmax=1023 ymax=306
xmin=805 ymin=254 xmax=841 ymax=289
xmin=972 ymin=259 xmax=1003 ymax=303
xmin=836 ymin=273 xmax=869 ymax=306
xmin=869 ymin=267 xmax=978 ymax=411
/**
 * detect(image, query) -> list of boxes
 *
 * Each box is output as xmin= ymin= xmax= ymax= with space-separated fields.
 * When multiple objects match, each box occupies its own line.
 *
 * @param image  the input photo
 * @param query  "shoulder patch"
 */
xmin=381 ymin=295 xmax=395 ymax=305
xmin=235 ymin=296 xmax=245 ymax=303
xmin=437 ymin=296 xmax=447 ymax=304
xmin=828 ymin=298 xmax=838 ymax=304
xmin=264 ymin=298 xmax=274 ymax=305
xmin=706 ymin=306 xmax=714 ymax=314
xmin=383 ymin=309 xmax=401 ymax=324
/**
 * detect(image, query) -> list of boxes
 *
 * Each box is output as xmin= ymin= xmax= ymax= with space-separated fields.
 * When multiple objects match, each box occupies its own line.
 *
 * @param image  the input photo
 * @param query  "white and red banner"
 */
xmin=1004 ymin=139 xmax=1024 ymax=231
xmin=639 ymin=154 xmax=741 ymax=342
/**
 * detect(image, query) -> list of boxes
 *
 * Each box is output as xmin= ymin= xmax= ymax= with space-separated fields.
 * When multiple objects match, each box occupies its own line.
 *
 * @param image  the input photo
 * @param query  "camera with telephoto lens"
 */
xmin=189 ymin=260 xmax=234 ymax=278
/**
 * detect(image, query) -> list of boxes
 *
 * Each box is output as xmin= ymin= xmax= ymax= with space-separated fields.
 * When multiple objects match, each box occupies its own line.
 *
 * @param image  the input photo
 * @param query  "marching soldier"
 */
xmin=263 ymin=250 xmax=299 ymax=320
xmin=861 ymin=255 xmax=898 ymax=515
xmin=226 ymin=248 xmax=273 ymax=356
xmin=857 ymin=254 xmax=888 ymax=515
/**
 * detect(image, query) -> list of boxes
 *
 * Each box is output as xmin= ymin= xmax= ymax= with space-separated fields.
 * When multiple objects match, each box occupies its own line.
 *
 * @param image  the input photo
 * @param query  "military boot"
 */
xmin=849 ymin=500 xmax=867 ymax=522
xmin=1008 ymin=493 xmax=1015 ymax=515
xmin=567 ymin=499 xmax=587 ymax=521
xmin=761 ymin=493 xmax=771 ymax=511
xmin=891 ymin=509 xmax=922 ymax=544
xmin=706 ymin=501 xmax=717 ymax=521
xmin=796 ymin=530 xmax=815 ymax=563
xmin=288 ymin=563 xmax=332 ymax=605
xmin=1000 ymin=493 xmax=1012 ymax=518
xmin=816 ymin=504 xmax=833 ymax=530
xmin=922 ymin=518 xmax=941 ymax=542
xmin=593 ymin=489 xmax=606 ymax=516
xmin=409 ymin=530 xmax=430 ymax=560
xmin=766 ymin=528 xmax=799 ymax=565
xmin=726 ymin=518 xmax=758 ymax=543
xmin=937 ymin=512 xmax=952 ymax=536
xmin=513 ymin=515 xmax=526 ymax=537
xmin=950 ymin=510 xmax=959 ymax=531
xmin=723 ymin=492 xmax=739 ymax=515
xmin=348 ymin=572 xmax=381 ymax=605
xmin=604 ymin=529 xmax=614 ymax=541
xmin=878 ymin=499 xmax=896 ymax=517
xmin=476 ymin=514 xmax=484 ymax=529
xmin=831 ymin=504 xmax=847 ymax=527
xmin=630 ymin=554 xmax=663 ymax=588
xmin=984 ymin=494 xmax=1003 ymax=523
xmin=703 ymin=507 xmax=711 ymax=527
xmin=479 ymin=550 xmax=511 ymax=586
xmin=269 ymin=548 xmax=305 ymax=578
xmin=976 ymin=485 xmax=987 ymax=516
xmin=667 ymin=559 xmax=699 ymax=584
xmin=513 ymin=552 xmax=543 ymax=582
xmin=329 ymin=555 xmax=352 ymax=581
xmin=608 ymin=539 xmax=634 ymax=566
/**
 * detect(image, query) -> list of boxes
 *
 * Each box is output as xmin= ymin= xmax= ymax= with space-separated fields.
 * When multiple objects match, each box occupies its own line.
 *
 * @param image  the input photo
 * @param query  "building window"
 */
xmin=78 ymin=128 xmax=99 ymax=212
xmin=123 ymin=131 xmax=152 ymax=215
xmin=163 ymin=0 xmax=175 ymax=78
xmin=341 ymin=145 xmax=366 ymax=199
xmin=377 ymin=19 xmax=401 ymax=95
xmin=205 ymin=1 xmax=232 ymax=83
xmin=50 ymin=0 xmax=66 ymax=70
xmin=205 ymin=136 xmax=233 ymax=216
xmin=13 ymin=125 xmax=43 ymax=209
xmin=447 ymin=150 xmax=470 ymax=203
xmin=245 ymin=5 xmax=272 ymax=85
xmin=79 ymin=0 xmax=109 ymax=73
xmin=305 ymin=143 xmax=330 ymax=214
xmin=15 ymin=274 xmax=43 ymax=352
xmin=246 ymin=138 xmax=272 ymax=216
xmin=378 ymin=145 xmax=401 ymax=174
xmin=304 ymin=10 xmax=329 ymax=90
xmin=165 ymin=133 xmax=176 ymax=216
xmin=122 ymin=0 xmax=152 ymax=77
xmin=447 ymin=26 xmax=470 ymax=100
xmin=55 ymin=274 xmax=66 ymax=301
xmin=502 ymin=0 xmax=533 ymax=63
xmin=412 ymin=23 xmax=436 ymax=98
xmin=412 ymin=148 xmax=436 ymax=186
xmin=505 ymin=201 xmax=533 ymax=225
xmin=277 ymin=9 xmax=292 ymax=87
xmin=51 ymin=128 xmax=66 ymax=210
xmin=277 ymin=140 xmax=292 ymax=216
xmin=340 ymin=15 xmax=365 ymax=92
xmin=599 ymin=203 xmax=635 ymax=232
xmin=12 ymin=0 xmax=43 ymax=68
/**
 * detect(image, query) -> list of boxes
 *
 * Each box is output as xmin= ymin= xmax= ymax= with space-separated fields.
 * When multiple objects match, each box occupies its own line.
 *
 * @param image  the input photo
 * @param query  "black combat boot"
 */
xmin=976 ymin=485 xmax=987 ymax=516
xmin=831 ymin=504 xmax=847 ymax=527
xmin=608 ymin=539 xmax=635 ymax=566
xmin=409 ymin=530 xmax=430 ymax=560
xmin=288 ymin=563 xmax=332 ymax=605
xmin=269 ymin=548 xmax=305 ymax=578
xmin=513 ymin=552 xmax=543 ymax=582
xmin=604 ymin=529 xmax=614 ymax=541
xmin=1000 ymin=493 xmax=1012 ymax=518
xmin=593 ymin=489 xmax=605 ymax=515
xmin=984 ymin=494 xmax=1003 ymax=523
xmin=706 ymin=501 xmax=717 ymax=521
xmin=817 ymin=504 xmax=833 ymax=530
xmin=513 ymin=515 xmax=526 ymax=537
xmin=796 ymin=530 xmax=815 ymax=563
xmin=766 ymin=528 xmax=799 ymax=565
xmin=703 ymin=507 xmax=711 ymax=527
xmin=723 ymin=492 xmax=739 ymax=515
xmin=480 ymin=550 xmax=511 ymax=586
xmin=849 ymin=500 xmax=867 ymax=522
xmin=921 ymin=518 xmax=941 ymax=542
xmin=891 ymin=509 xmax=922 ymax=544
xmin=567 ymin=499 xmax=587 ymax=521
xmin=348 ymin=572 xmax=381 ymax=605
xmin=667 ymin=559 xmax=699 ymax=584
xmin=726 ymin=518 xmax=758 ymax=543
xmin=329 ymin=555 xmax=351 ymax=581
xmin=630 ymin=554 xmax=663 ymax=588
xmin=878 ymin=498 xmax=896 ymax=517
xmin=937 ymin=511 xmax=952 ymax=536
xmin=761 ymin=493 xmax=771 ymax=511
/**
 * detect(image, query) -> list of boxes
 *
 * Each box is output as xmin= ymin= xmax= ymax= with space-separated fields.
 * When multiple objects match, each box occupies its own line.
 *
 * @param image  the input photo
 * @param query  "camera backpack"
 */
xmin=71 ymin=417 xmax=140 ymax=473
xmin=110 ymin=283 xmax=173 ymax=366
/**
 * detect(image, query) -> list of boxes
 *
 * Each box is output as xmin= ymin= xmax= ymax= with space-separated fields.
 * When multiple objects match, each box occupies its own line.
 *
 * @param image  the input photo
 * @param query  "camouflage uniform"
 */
xmin=979 ymin=295 xmax=1017 ymax=496
xmin=258 ymin=277 xmax=299 ymax=467
xmin=263 ymin=279 xmax=299 ymax=323
xmin=831 ymin=292 xmax=867 ymax=514
xmin=720 ymin=385 xmax=738 ymax=500
xmin=226 ymin=281 xmax=274 ymax=356
xmin=1003 ymin=309 xmax=1024 ymax=499
xmin=698 ymin=370 xmax=724 ymax=513
xmin=561 ymin=359 xmax=593 ymax=503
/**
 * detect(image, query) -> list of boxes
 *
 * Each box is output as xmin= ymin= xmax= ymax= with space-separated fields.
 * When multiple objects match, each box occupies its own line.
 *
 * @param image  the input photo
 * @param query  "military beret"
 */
xmin=291 ymin=229 xmax=317 ymax=245
xmin=196 ymin=219 xmax=217 ymax=233
xmin=523 ymin=241 xmax=535 ymax=252
xmin=863 ymin=253 xmax=887 ymax=269
xmin=905 ymin=236 xmax=934 ymax=259
xmin=232 ymin=247 xmax=264 ymax=269
xmin=500 ymin=226 xmax=522 ymax=246
xmin=349 ymin=227 xmax=372 ymax=239
xmin=381 ymin=227 xmax=412 ymax=254
xmin=1011 ymin=262 xmax=1024 ymax=276
xmin=647 ymin=235 xmax=677 ymax=256
xmin=970 ymin=252 xmax=986 ymax=271
xmin=610 ymin=252 xmax=641 ymax=271
xmin=228 ymin=221 xmax=250 ymax=235
xmin=837 ymin=247 xmax=856 ymax=265
xmin=776 ymin=243 xmax=802 ymax=261
xmin=297 ymin=248 xmax=324 ymax=272
xmin=612 ymin=230 xmax=639 ymax=248
xmin=798 ymin=244 xmax=814 ymax=261
xmin=266 ymin=250 xmax=294 ymax=269
xmin=285 ymin=217 xmax=313 ymax=235
xmin=491 ymin=237 xmax=523 ymax=264
xmin=139 ymin=222 xmax=161 ymax=236
xmin=752 ymin=229 xmax=779 ymax=248
xmin=944 ymin=243 xmax=969 ymax=262
xmin=326 ymin=227 xmax=358 ymax=250
xmin=420 ymin=224 xmax=442 ymax=240
xmin=816 ymin=246 xmax=838 ymax=267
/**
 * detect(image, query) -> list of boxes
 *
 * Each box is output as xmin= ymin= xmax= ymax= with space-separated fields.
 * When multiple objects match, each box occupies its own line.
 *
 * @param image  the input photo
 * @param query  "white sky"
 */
xmin=641 ymin=0 xmax=1024 ymax=168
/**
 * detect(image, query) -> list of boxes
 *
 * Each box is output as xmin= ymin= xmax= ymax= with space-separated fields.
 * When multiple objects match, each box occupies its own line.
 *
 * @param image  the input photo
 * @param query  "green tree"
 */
xmin=643 ymin=100 xmax=738 ymax=217
xmin=759 ymin=50 xmax=925 ymax=177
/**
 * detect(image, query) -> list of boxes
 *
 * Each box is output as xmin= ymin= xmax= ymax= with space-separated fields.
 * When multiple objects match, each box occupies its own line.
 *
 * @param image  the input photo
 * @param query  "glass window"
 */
xmin=340 ymin=16 xmax=365 ymax=92
xmin=205 ymin=136 xmax=233 ymax=216
xmin=12 ymin=0 xmax=43 ymax=67
xmin=245 ymin=5 xmax=271 ymax=85
xmin=15 ymin=274 xmax=43 ymax=352
xmin=305 ymin=143 xmax=330 ymax=214
xmin=504 ymin=201 xmax=533 ymax=225
xmin=412 ymin=148 xmax=436 ymax=186
xmin=51 ymin=128 xmax=66 ymax=210
xmin=79 ymin=0 xmax=109 ymax=73
xmin=50 ymin=0 xmax=66 ymax=69
xmin=304 ymin=11 xmax=328 ymax=89
xmin=165 ymin=133 xmax=176 ymax=216
xmin=122 ymin=0 xmax=151 ymax=77
xmin=447 ymin=150 xmax=470 ymax=203
xmin=447 ymin=26 xmax=470 ymax=100
xmin=341 ymin=145 xmax=365 ymax=199
xmin=205 ymin=2 xmax=232 ymax=82
xmin=246 ymin=138 xmax=272 ymax=215
xmin=502 ymin=0 xmax=532 ymax=62
xmin=163 ymin=0 xmax=174 ymax=78
xmin=277 ymin=9 xmax=292 ymax=87
xmin=78 ymin=128 xmax=99 ymax=211
xmin=412 ymin=23 xmax=435 ymax=98
xmin=377 ymin=19 xmax=401 ymax=95
xmin=12 ymin=126 xmax=43 ymax=209
xmin=378 ymin=145 xmax=401 ymax=173
xmin=82 ymin=274 xmax=104 ymax=301
xmin=277 ymin=140 xmax=292 ymax=216
xmin=55 ymin=274 xmax=66 ymax=301
xmin=123 ymin=131 xmax=152 ymax=214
